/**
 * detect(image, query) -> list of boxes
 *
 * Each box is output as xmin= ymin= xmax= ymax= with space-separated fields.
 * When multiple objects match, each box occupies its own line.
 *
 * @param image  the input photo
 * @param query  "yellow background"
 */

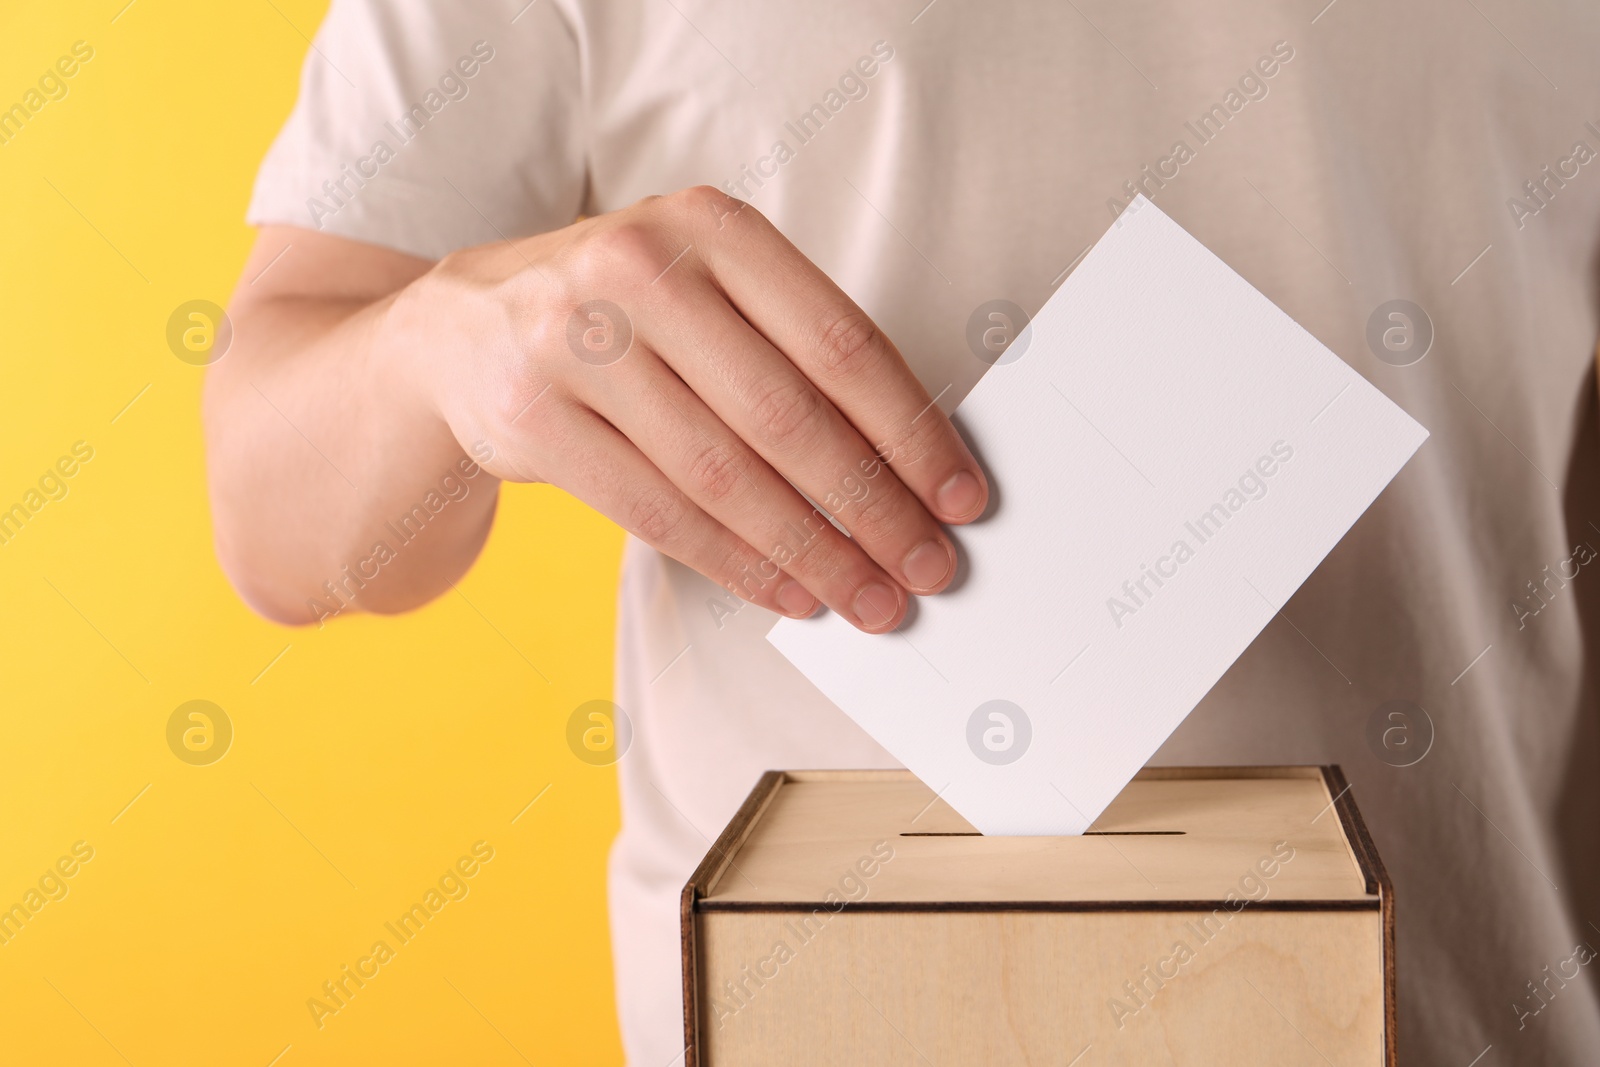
xmin=0 ymin=2 xmax=626 ymax=1062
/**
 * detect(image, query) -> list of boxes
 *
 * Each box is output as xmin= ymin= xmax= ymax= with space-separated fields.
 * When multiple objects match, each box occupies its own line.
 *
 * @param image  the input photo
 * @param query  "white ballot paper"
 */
xmin=767 ymin=196 xmax=1428 ymax=836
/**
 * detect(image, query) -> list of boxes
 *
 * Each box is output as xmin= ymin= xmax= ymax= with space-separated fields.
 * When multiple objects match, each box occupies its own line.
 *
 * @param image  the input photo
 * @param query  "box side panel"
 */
xmin=698 ymin=910 xmax=1384 ymax=1066
xmin=683 ymin=770 xmax=788 ymax=1065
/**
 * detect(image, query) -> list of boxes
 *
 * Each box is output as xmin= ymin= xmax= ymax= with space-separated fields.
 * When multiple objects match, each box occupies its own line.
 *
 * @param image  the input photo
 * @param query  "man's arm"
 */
xmin=205 ymin=187 xmax=990 ymax=632
xmin=204 ymin=225 xmax=485 ymax=623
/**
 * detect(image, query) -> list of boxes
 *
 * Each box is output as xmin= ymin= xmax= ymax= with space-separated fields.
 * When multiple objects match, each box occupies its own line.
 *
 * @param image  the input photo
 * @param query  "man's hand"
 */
xmin=208 ymin=186 xmax=988 ymax=633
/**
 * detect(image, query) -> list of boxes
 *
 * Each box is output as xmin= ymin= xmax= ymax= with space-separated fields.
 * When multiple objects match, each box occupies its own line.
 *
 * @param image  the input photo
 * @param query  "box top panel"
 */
xmin=698 ymin=768 xmax=1377 ymax=906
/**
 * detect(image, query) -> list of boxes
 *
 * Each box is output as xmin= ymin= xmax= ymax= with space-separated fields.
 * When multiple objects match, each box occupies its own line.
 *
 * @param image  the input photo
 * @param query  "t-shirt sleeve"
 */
xmin=246 ymin=0 xmax=587 ymax=261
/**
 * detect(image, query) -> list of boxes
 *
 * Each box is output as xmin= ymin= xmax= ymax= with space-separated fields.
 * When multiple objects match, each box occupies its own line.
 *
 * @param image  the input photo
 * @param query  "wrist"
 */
xmin=372 ymin=262 xmax=483 ymax=465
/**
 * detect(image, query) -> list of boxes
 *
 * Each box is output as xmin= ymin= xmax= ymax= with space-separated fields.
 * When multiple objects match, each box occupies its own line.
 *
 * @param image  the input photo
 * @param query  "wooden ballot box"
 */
xmin=681 ymin=767 xmax=1394 ymax=1065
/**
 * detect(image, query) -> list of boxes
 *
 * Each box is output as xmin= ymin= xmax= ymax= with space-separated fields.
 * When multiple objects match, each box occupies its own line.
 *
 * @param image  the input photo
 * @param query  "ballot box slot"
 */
xmin=899 ymin=830 xmax=1186 ymax=837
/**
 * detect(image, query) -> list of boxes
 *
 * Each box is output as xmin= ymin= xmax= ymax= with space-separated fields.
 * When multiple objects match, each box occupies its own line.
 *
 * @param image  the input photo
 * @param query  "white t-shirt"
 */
xmin=250 ymin=2 xmax=1600 ymax=1062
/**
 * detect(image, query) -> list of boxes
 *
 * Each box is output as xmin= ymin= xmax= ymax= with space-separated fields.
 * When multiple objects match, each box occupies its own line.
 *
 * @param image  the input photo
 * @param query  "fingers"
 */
xmin=523 ymin=399 xmax=823 ymax=622
xmin=634 ymin=272 xmax=958 ymax=602
xmin=691 ymin=192 xmax=990 ymax=523
xmin=517 ymin=187 xmax=990 ymax=635
xmin=577 ymin=345 xmax=910 ymax=632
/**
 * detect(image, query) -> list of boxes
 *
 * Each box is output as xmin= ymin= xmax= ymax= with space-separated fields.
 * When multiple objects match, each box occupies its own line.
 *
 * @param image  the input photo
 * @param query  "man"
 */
xmin=208 ymin=0 xmax=1600 ymax=1061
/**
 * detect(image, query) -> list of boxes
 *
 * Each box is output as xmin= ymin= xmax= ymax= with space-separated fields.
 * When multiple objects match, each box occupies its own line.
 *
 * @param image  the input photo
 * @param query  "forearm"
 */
xmin=204 ymin=263 xmax=498 ymax=625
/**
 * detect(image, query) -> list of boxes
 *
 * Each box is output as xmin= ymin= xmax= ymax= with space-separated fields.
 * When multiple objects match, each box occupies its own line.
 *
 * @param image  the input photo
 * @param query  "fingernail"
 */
xmin=937 ymin=470 xmax=984 ymax=520
xmin=776 ymin=579 xmax=817 ymax=617
xmin=902 ymin=539 xmax=953 ymax=592
xmin=853 ymin=582 xmax=900 ymax=629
